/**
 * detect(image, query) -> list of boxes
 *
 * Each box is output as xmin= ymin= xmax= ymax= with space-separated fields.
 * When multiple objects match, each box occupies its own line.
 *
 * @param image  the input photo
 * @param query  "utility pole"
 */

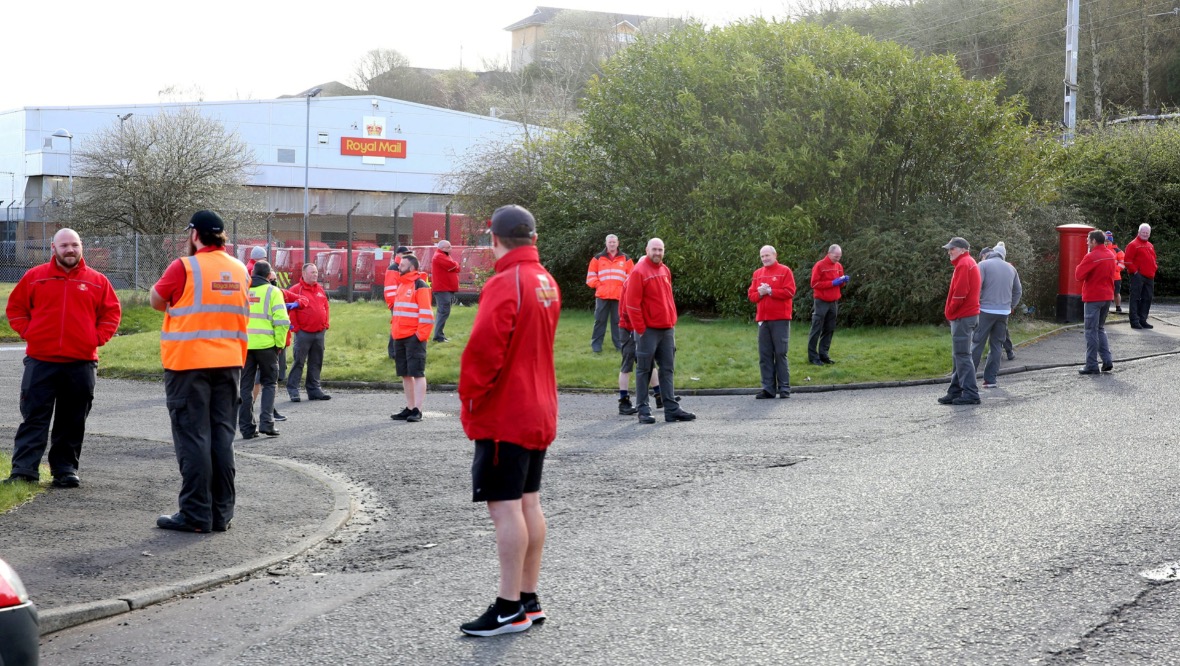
xmin=1064 ymin=0 xmax=1079 ymax=142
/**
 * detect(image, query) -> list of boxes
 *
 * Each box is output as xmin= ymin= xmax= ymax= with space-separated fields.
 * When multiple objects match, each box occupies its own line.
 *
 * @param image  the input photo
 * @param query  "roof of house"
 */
xmin=503 ymin=6 xmax=660 ymax=31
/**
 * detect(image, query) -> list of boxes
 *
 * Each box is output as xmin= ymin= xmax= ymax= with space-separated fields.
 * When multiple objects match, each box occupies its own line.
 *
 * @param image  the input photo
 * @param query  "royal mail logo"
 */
xmin=341 ymin=137 xmax=407 ymax=159
xmin=365 ymin=121 xmax=384 ymax=137
xmin=76 ymin=283 xmax=88 ymax=291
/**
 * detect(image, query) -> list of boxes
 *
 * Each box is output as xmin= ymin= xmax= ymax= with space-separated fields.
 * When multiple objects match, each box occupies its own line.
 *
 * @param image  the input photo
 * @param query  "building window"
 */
xmin=277 ymin=149 xmax=296 ymax=164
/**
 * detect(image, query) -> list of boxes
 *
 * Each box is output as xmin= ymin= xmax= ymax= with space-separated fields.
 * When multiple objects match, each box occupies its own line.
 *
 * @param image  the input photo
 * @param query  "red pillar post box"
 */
xmin=1056 ymin=223 xmax=1095 ymax=323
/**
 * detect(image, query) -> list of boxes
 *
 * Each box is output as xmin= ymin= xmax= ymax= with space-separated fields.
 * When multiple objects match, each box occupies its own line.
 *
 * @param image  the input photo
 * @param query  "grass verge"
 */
xmin=93 ymin=297 xmax=1060 ymax=389
xmin=0 ymin=453 xmax=48 ymax=513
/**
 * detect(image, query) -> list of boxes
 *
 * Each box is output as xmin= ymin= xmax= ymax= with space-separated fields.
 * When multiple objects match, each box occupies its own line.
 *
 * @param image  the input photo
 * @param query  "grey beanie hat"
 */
xmin=991 ymin=241 xmax=1007 ymax=260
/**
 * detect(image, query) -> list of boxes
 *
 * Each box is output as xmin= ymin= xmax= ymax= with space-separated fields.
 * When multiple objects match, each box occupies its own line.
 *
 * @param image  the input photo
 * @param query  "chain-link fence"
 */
xmin=0 ymin=233 xmax=280 ymax=290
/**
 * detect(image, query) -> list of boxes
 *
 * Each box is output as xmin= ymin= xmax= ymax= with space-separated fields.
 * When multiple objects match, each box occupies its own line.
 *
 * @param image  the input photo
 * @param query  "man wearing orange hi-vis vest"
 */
xmin=386 ymin=253 xmax=434 ymax=423
xmin=150 ymin=211 xmax=251 ymax=533
xmin=585 ymin=234 xmax=633 ymax=353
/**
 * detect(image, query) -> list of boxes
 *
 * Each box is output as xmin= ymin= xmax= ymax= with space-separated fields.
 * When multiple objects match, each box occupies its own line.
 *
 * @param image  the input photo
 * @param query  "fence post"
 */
xmin=134 ymin=233 xmax=140 ymax=289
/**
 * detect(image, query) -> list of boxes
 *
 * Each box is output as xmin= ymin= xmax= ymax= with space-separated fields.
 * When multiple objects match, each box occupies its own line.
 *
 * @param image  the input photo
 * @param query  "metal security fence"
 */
xmin=0 ymin=234 xmax=190 ymax=289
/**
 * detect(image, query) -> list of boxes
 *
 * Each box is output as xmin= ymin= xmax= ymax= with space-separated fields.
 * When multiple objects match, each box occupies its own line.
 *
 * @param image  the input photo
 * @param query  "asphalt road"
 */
xmin=24 ymin=334 xmax=1180 ymax=665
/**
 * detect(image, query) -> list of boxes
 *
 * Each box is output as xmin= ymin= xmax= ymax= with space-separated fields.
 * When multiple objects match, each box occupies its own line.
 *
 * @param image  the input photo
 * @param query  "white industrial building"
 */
xmin=0 ymin=94 xmax=527 ymax=247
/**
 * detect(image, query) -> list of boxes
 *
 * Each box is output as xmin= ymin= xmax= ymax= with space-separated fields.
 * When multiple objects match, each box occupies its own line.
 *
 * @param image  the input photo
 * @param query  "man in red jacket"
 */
xmin=1076 ymin=229 xmax=1120 ymax=374
xmin=285 ymin=263 xmax=332 ymax=401
xmin=747 ymin=245 xmax=797 ymax=399
xmin=1124 ymin=223 xmax=1157 ymax=329
xmin=458 ymin=205 xmax=560 ymax=637
xmin=3 ymin=228 xmax=121 ymax=487
xmin=387 ymin=254 xmax=433 ymax=422
xmin=938 ymin=237 xmax=982 ymax=406
xmin=623 ymin=238 xmax=695 ymax=424
xmin=431 ymin=240 xmax=461 ymax=342
xmin=808 ymin=244 xmax=847 ymax=366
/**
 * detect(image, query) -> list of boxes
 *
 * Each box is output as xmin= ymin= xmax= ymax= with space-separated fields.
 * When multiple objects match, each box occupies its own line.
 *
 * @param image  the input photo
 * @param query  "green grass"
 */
xmin=0 ymin=453 xmax=48 ymax=513
xmin=93 ymin=297 xmax=1061 ymax=389
xmin=0 ymin=283 xmax=16 ymax=342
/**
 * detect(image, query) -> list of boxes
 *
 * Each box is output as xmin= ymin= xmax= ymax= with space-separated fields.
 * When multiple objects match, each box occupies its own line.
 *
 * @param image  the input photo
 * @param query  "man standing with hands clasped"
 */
xmin=1124 ymin=223 xmax=1157 ymax=329
xmin=459 ymin=205 xmax=560 ymax=637
xmin=747 ymin=245 xmax=796 ymax=399
xmin=937 ymin=237 xmax=981 ymax=406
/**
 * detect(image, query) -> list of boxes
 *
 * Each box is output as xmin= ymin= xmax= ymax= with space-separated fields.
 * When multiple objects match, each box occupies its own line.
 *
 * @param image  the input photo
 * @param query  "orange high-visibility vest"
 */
xmin=160 ymin=251 xmax=250 ymax=371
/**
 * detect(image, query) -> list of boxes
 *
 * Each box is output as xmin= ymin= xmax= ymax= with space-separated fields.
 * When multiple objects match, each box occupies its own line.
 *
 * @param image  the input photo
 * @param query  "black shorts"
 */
xmin=393 ymin=336 xmax=426 ymax=377
xmin=619 ymin=330 xmax=637 ymax=373
xmin=1114 ymin=279 xmax=1122 ymax=294
xmin=472 ymin=440 xmax=546 ymax=502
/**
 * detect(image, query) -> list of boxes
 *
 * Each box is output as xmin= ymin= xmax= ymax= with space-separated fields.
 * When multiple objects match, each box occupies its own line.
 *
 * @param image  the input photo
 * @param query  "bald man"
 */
xmin=748 ymin=245 xmax=797 ymax=399
xmin=3 ymin=229 xmax=122 ymax=487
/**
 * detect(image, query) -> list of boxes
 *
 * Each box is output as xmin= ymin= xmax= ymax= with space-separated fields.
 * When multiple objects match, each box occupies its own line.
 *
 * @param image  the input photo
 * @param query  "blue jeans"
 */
xmin=947 ymin=316 xmax=979 ymax=400
xmin=1083 ymin=301 xmax=1112 ymax=370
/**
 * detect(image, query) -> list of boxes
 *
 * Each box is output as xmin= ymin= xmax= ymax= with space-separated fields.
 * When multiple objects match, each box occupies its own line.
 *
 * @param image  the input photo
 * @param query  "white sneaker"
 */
xmin=982 ymin=382 xmax=998 ymax=389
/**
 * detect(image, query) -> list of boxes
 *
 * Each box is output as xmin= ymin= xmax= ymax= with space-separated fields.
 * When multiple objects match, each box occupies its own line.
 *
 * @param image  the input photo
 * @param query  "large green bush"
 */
xmin=1063 ymin=123 xmax=1180 ymax=294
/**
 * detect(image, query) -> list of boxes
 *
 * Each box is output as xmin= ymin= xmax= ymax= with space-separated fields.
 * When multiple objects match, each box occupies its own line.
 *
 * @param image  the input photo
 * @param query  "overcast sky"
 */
xmin=3 ymin=1 xmax=806 ymax=111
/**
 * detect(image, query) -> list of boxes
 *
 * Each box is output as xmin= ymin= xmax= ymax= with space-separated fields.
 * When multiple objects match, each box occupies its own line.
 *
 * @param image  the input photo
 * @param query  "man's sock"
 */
xmin=619 ymin=390 xmax=629 ymax=400
xmin=520 ymin=591 xmax=538 ymax=604
xmin=495 ymin=596 xmax=523 ymax=617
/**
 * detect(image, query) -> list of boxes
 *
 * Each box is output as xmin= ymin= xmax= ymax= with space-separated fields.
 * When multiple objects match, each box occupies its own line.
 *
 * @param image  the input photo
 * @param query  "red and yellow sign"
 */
xmin=341 ymin=137 xmax=407 ymax=159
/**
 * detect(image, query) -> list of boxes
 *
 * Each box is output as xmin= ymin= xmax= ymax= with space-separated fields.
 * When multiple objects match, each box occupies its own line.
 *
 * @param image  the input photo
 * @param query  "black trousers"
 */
xmin=591 ymin=298 xmax=622 ymax=352
xmin=11 ymin=358 xmax=96 ymax=479
xmin=635 ymin=327 xmax=679 ymax=413
xmin=240 ymin=347 xmax=279 ymax=435
xmin=165 ymin=368 xmax=239 ymax=531
xmin=808 ymin=299 xmax=838 ymax=363
xmin=287 ymin=330 xmax=325 ymax=397
xmin=1129 ymin=273 xmax=1155 ymax=326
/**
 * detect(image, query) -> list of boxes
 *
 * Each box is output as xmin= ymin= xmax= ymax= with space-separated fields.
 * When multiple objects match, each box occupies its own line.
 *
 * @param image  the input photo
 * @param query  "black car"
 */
xmin=0 ymin=557 xmax=38 ymax=665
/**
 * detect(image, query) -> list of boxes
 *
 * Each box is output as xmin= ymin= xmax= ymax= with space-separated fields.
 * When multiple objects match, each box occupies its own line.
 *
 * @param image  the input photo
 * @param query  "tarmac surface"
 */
xmin=3 ymin=304 xmax=1180 ymax=664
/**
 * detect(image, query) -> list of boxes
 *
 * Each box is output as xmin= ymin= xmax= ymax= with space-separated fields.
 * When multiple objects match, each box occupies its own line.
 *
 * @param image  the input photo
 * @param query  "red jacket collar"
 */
xmin=494 ymin=245 xmax=540 ymax=272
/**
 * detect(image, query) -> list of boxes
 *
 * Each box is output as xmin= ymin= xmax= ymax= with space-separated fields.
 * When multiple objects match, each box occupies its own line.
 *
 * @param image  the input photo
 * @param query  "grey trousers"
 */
xmin=807 ymin=299 xmax=838 ymax=363
xmin=947 ymin=316 xmax=979 ymax=400
xmin=635 ymin=327 xmax=679 ymax=413
xmin=164 ymin=368 xmax=238 ymax=531
xmin=971 ymin=312 xmax=1008 ymax=384
xmin=591 ymin=298 xmax=621 ymax=352
xmin=758 ymin=319 xmax=791 ymax=394
xmin=287 ymin=330 xmax=326 ymax=397
xmin=1083 ymin=301 xmax=1113 ymax=370
xmin=240 ymin=346 xmax=279 ymax=435
xmin=434 ymin=291 xmax=454 ymax=341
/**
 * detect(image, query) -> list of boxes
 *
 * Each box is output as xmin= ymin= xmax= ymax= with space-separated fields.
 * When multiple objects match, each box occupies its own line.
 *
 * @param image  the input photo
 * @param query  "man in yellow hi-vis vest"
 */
xmin=150 ymin=210 xmax=250 ymax=533
xmin=239 ymin=260 xmax=289 ymax=439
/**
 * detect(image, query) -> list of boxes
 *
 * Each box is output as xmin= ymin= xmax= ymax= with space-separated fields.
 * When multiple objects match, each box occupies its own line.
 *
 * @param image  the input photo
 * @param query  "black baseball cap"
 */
xmin=490 ymin=205 xmax=536 ymax=238
xmin=188 ymin=210 xmax=225 ymax=234
xmin=942 ymin=237 xmax=969 ymax=250
xmin=395 ymin=245 xmax=411 ymax=255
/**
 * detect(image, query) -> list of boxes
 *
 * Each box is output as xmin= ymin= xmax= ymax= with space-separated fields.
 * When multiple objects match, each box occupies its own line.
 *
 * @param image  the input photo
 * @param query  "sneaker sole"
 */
xmin=461 ymin=617 xmax=533 ymax=637
xmin=526 ymin=611 xmax=546 ymax=623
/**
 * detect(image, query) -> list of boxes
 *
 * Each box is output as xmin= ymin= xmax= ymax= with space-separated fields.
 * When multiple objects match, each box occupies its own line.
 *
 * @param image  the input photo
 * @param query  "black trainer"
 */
xmin=460 ymin=603 xmax=532 ymax=637
xmin=272 ymin=410 xmax=287 ymax=422
xmin=755 ymin=390 xmax=775 ymax=400
xmin=156 ymin=512 xmax=207 ymax=533
xmin=1101 ymin=363 xmax=1113 ymax=372
xmin=406 ymin=408 xmax=422 ymax=423
xmin=391 ymin=407 xmax=413 ymax=420
xmin=937 ymin=394 xmax=956 ymax=405
xmin=665 ymin=409 xmax=696 ymax=423
xmin=638 ymin=411 xmax=656 ymax=425
xmin=618 ymin=398 xmax=638 ymax=415
xmin=1142 ymin=322 xmax=1154 ymax=329
xmin=51 ymin=473 xmax=80 ymax=488
xmin=523 ymin=596 xmax=546 ymax=624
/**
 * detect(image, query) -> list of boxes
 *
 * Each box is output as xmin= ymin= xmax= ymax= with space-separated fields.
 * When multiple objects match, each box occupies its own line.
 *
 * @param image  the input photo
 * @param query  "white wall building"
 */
xmin=0 ymin=95 xmax=526 ymax=246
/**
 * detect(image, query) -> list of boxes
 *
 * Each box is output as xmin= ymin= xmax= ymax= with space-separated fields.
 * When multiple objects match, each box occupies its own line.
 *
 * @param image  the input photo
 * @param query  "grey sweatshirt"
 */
xmin=979 ymin=251 xmax=1022 ymax=315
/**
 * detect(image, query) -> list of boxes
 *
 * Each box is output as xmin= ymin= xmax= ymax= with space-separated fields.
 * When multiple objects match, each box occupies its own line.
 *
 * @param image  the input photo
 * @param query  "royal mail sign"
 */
xmin=340 ymin=137 xmax=407 ymax=159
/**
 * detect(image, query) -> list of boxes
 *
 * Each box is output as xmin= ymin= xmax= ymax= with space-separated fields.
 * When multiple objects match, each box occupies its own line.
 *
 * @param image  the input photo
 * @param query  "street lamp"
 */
xmin=51 ymin=129 xmax=73 ymax=198
xmin=303 ymin=87 xmax=323 ymax=253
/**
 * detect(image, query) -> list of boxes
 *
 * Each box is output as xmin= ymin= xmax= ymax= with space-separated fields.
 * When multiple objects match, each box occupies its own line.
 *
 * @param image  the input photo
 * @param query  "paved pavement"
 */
xmin=2 ymin=304 xmax=1179 ymax=662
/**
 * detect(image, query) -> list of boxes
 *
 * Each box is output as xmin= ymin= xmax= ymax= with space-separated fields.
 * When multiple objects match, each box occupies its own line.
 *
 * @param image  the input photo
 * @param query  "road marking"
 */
xmin=0 ymin=346 xmax=27 ymax=352
xmin=1140 ymin=561 xmax=1180 ymax=582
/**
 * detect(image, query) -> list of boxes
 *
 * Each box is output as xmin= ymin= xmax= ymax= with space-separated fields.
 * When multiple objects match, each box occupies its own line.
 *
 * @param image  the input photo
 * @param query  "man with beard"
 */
xmin=3 ymin=228 xmax=121 ymax=487
xmin=623 ymin=238 xmax=695 ymax=424
xmin=387 ymin=254 xmax=434 ymax=423
xmin=150 ymin=211 xmax=250 ymax=532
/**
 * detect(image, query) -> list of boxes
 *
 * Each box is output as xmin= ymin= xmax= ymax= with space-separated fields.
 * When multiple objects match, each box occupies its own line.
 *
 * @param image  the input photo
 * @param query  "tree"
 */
xmin=63 ymin=108 xmax=257 ymax=285
xmin=351 ymin=48 xmax=411 ymax=91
